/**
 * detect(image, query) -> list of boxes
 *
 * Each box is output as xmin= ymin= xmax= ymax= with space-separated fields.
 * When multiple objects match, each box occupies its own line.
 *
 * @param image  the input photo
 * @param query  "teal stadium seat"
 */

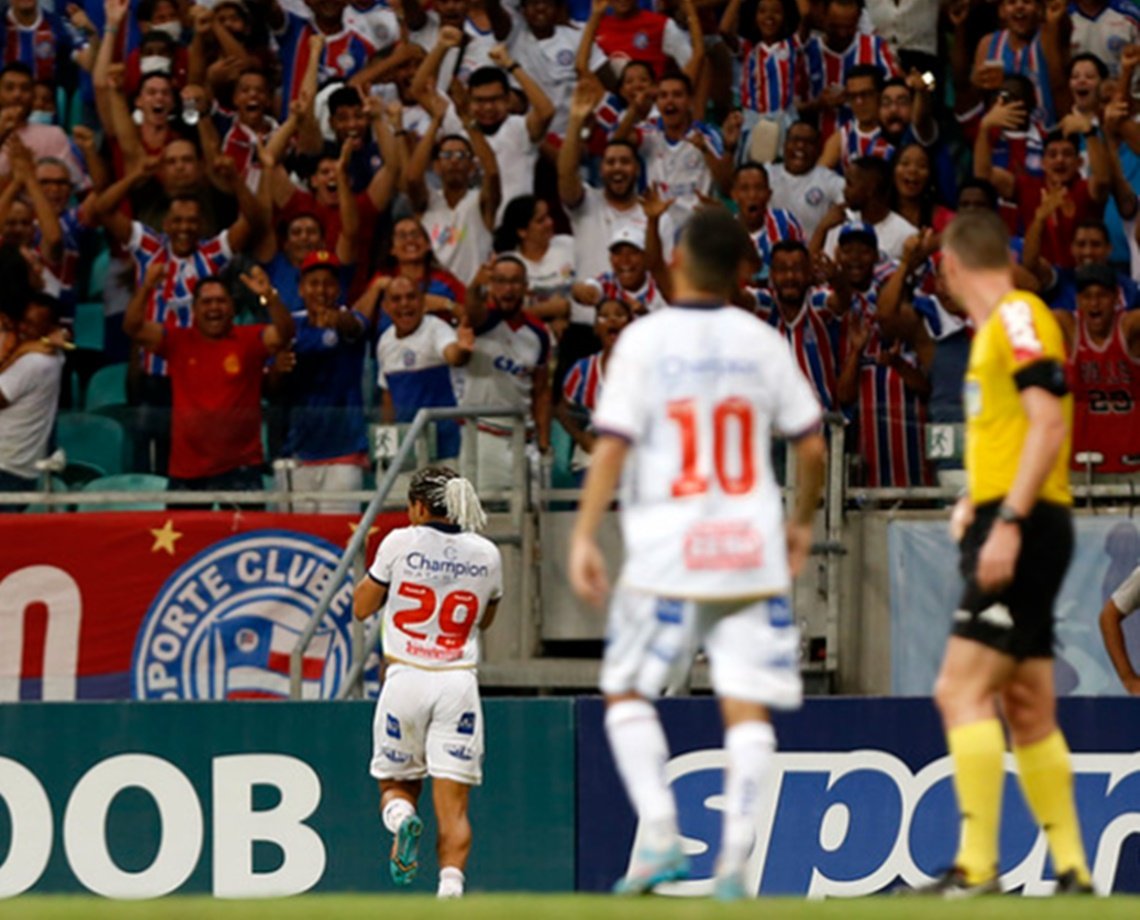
xmin=73 ymin=302 xmax=104 ymax=351
xmin=81 ymin=474 xmax=168 ymax=511
xmin=550 ymin=420 xmax=578 ymax=489
xmin=84 ymin=362 xmax=128 ymax=411
xmin=87 ymin=248 xmax=111 ymax=300
xmin=55 ymin=412 xmax=127 ymax=479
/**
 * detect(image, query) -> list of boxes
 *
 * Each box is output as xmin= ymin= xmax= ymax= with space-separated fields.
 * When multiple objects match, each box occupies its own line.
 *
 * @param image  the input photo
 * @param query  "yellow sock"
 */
xmin=947 ymin=719 xmax=1005 ymax=885
xmin=1014 ymin=729 xmax=1091 ymax=886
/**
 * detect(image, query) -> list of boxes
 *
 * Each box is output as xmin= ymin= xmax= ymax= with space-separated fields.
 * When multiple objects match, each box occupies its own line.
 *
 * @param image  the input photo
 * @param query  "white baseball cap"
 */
xmin=608 ymin=224 xmax=646 ymax=252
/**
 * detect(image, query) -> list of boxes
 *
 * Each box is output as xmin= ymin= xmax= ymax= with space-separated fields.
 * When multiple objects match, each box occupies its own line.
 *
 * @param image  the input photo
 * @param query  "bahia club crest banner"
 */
xmin=0 ymin=512 xmax=406 ymax=702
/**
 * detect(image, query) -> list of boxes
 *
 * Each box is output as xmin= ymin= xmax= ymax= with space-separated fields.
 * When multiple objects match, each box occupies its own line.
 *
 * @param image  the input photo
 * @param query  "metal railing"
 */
xmin=286 ymin=405 xmax=528 ymax=700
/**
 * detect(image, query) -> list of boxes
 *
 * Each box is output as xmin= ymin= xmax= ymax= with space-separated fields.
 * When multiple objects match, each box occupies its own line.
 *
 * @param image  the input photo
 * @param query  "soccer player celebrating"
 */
xmin=925 ymin=210 xmax=1092 ymax=896
xmin=353 ymin=467 xmax=503 ymax=899
xmin=568 ymin=208 xmax=826 ymax=899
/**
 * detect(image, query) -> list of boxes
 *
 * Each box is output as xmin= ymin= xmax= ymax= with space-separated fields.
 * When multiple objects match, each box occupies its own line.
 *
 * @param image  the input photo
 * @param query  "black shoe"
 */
xmin=898 ymin=866 xmax=1000 ymax=898
xmin=1055 ymin=869 xmax=1094 ymax=895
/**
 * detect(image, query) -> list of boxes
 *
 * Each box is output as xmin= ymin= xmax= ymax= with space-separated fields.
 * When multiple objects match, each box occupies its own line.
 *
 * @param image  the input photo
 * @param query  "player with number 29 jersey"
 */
xmin=369 ymin=524 xmax=502 ymax=669
xmin=593 ymin=304 xmax=822 ymax=600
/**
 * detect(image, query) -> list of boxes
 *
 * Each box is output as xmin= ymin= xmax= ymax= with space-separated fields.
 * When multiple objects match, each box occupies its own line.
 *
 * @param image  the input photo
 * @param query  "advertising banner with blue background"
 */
xmin=576 ymin=698 xmax=1140 ymax=897
xmin=889 ymin=515 xmax=1140 ymax=696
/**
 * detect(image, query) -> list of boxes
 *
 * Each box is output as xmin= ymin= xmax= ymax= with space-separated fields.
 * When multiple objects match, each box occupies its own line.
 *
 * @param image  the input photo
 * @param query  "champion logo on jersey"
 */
xmin=406 ymin=551 xmax=490 ymax=579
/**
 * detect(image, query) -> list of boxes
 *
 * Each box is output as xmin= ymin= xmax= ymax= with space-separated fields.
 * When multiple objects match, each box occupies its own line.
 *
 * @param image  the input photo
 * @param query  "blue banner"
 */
xmin=575 ymin=698 xmax=1140 ymax=896
xmin=890 ymin=516 xmax=1140 ymax=696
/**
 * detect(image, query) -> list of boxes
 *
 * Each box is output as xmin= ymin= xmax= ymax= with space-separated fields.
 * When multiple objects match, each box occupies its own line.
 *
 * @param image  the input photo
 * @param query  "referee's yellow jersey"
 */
xmin=964 ymin=290 xmax=1073 ymax=507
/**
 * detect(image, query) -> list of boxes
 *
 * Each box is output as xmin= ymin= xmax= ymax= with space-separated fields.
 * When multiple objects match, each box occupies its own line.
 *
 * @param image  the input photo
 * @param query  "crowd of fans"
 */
xmin=1 ymin=0 xmax=1140 ymax=509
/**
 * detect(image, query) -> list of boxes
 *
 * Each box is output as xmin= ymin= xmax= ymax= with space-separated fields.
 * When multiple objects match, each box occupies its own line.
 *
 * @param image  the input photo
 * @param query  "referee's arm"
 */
xmin=1099 ymin=599 xmax=1140 ymax=694
xmin=1001 ymin=370 xmax=1068 ymax=518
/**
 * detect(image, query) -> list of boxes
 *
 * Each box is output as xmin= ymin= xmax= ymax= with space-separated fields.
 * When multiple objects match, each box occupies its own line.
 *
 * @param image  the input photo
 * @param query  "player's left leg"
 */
xmin=432 ymin=778 xmax=472 ymax=898
xmin=703 ymin=597 xmax=802 ymax=901
xmin=379 ymin=780 xmax=424 ymax=885
xmin=1001 ymin=658 xmax=1093 ymax=893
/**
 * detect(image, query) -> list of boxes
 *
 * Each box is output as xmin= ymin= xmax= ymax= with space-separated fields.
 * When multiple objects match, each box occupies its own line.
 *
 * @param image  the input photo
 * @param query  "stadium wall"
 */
xmin=3 ymin=698 xmax=1140 ymax=898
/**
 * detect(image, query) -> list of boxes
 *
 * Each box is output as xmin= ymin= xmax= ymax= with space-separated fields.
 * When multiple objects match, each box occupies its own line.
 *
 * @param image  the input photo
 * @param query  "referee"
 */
xmin=921 ymin=212 xmax=1092 ymax=896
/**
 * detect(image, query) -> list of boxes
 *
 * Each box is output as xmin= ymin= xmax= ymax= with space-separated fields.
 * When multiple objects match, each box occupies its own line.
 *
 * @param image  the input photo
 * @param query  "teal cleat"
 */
xmin=612 ymin=842 xmax=689 ymax=895
xmin=389 ymin=814 xmax=423 ymax=886
xmin=713 ymin=871 xmax=748 ymax=901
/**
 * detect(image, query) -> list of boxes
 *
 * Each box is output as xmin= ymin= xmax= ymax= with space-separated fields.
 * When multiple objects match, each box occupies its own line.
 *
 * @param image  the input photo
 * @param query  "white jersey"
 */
xmin=593 ymin=303 xmax=822 ymax=599
xmin=767 ymin=164 xmax=846 ymax=241
xmin=421 ymin=186 xmax=493 ymax=285
xmin=369 ymin=523 xmax=503 ymax=669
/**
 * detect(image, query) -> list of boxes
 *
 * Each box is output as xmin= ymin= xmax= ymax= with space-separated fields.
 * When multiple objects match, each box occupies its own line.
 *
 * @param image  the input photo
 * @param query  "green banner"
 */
xmin=0 ymin=700 xmax=575 ymax=896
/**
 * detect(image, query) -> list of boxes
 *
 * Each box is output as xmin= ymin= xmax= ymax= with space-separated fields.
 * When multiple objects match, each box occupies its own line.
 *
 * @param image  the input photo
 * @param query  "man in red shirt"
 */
xmin=593 ymin=0 xmax=702 ymax=81
xmin=974 ymin=98 xmax=1110 ymax=270
xmin=124 ymin=260 xmax=295 ymax=503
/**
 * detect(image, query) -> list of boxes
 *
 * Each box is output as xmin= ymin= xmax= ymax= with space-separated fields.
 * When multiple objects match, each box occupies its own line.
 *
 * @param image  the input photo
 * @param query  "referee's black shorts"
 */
xmin=953 ymin=500 xmax=1073 ymax=660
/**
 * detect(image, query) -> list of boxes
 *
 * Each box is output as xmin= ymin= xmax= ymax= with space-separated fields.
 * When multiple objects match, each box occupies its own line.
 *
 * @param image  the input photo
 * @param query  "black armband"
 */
xmin=1013 ymin=359 xmax=1068 ymax=396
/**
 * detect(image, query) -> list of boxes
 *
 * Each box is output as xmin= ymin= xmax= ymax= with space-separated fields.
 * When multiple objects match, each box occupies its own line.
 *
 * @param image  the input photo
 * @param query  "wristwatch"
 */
xmin=997 ymin=504 xmax=1024 ymax=526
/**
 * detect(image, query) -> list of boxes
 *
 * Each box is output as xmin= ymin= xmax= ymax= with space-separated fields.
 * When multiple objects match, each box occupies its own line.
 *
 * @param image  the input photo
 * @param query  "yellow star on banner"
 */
xmin=347 ymin=521 xmax=380 ymax=542
xmin=150 ymin=519 xmax=183 ymax=555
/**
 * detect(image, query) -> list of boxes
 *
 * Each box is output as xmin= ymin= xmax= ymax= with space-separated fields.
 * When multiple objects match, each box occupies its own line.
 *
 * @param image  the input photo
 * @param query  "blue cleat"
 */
xmin=713 ymin=871 xmax=748 ymax=901
xmin=389 ymin=814 xmax=423 ymax=886
xmin=612 ymin=842 xmax=689 ymax=895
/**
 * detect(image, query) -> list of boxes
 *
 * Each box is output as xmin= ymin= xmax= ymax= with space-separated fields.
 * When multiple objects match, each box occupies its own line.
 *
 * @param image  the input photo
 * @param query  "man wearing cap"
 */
xmin=814 ymin=155 xmax=917 ymax=262
xmin=571 ymin=224 xmax=667 ymax=317
xmin=272 ymin=250 xmax=372 ymax=512
xmin=1054 ymin=262 xmax=1140 ymax=478
xmin=124 ymin=263 xmax=295 ymax=503
xmin=834 ymin=220 xmax=932 ymax=487
xmin=460 ymin=254 xmax=551 ymax=492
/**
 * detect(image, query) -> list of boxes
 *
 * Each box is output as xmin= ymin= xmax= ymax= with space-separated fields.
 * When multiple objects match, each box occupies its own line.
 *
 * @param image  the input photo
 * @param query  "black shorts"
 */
xmin=953 ymin=500 xmax=1073 ymax=660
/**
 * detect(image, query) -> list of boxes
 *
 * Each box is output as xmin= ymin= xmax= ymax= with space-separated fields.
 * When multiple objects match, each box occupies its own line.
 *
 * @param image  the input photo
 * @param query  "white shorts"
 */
xmin=599 ymin=588 xmax=803 ymax=708
xmin=369 ymin=665 xmax=484 ymax=785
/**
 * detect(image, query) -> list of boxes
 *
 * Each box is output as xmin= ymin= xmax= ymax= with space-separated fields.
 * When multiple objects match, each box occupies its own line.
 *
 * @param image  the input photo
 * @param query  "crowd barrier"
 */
xmin=1 ymin=698 xmax=1138 ymax=898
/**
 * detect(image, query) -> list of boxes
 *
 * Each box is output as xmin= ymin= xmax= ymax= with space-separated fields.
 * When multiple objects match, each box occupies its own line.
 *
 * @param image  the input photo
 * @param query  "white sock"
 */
xmin=438 ymin=865 xmax=465 ymax=898
xmin=719 ymin=721 xmax=776 ymax=876
xmin=605 ymin=699 xmax=678 ymax=849
xmin=382 ymin=797 xmax=416 ymax=835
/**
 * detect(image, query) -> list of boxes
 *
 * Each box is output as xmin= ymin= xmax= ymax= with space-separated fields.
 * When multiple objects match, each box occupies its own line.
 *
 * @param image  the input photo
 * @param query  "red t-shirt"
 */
xmin=1015 ymin=176 xmax=1100 ymax=270
xmin=159 ymin=325 xmax=270 ymax=479
xmin=278 ymin=188 xmax=379 ymax=297
xmin=596 ymin=11 xmax=670 ymax=78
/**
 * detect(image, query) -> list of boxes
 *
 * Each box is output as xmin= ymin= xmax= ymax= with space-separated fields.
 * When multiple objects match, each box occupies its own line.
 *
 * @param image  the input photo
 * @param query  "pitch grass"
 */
xmin=4 ymin=895 xmax=1140 ymax=919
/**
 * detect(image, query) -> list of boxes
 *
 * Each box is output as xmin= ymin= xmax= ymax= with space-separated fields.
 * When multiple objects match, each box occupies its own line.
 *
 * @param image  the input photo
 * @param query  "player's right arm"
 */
xmin=569 ymin=434 xmax=629 ymax=608
xmin=354 ymin=531 xmax=401 ymax=619
xmin=1100 ymin=567 xmax=1140 ymax=695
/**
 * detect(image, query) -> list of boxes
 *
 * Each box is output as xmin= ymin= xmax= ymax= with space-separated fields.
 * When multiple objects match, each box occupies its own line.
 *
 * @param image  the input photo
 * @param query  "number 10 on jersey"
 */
xmin=667 ymin=397 xmax=757 ymax=498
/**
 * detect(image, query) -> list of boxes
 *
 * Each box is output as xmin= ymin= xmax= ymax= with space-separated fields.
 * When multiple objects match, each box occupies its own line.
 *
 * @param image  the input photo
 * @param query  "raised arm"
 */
xmin=240 ymin=265 xmax=295 ymax=353
xmin=907 ymin=69 xmax=937 ymax=146
xmin=875 ymin=233 xmax=933 ymax=341
xmin=90 ymin=157 xmax=156 ymax=245
xmin=559 ymin=75 xmax=604 ymax=209
xmin=576 ymin=0 xmax=609 ymax=76
xmin=489 ymin=46 xmax=554 ymax=144
xmin=365 ymin=98 xmax=403 ymax=212
xmin=403 ymin=92 xmax=446 ymax=213
xmin=678 ymin=0 xmax=705 ymax=84
xmin=718 ymin=0 xmax=746 ymax=52
xmin=336 ymin=138 xmax=361 ymax=263
xmin=1022 ymin=185 xmax=1067 ymax=287
xmin=973 ymin=98 xmax=1020 ymax=201
xmin=1041 ymin=0 xmax=1071 ymax=121
xmin=466 ymin=117 xmax=502 ymax=230
xmin=642 ymin=184 xmax=676 ymax=301
xmin=93 ymin=0 xmax=130 ymax=140
xmin=411 ymin=27 xmax=463 ymax=105
xmin=1104 ymin=99 xmax=1140 ymax=222
xmin=11 ymin=144 xmax=62 ymax=262
xmin=123 ymin=257 xmax=167 ymax=351
xmin=216 ymin=156 xmax=264 ymax=253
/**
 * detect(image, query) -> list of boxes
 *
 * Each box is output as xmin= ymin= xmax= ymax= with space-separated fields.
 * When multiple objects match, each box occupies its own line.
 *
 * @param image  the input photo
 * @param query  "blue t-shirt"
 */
xmin=1047 ymin=269 xmax=1138 ymax=313
xmin=283 ymin=310 xmax=369 ymax=461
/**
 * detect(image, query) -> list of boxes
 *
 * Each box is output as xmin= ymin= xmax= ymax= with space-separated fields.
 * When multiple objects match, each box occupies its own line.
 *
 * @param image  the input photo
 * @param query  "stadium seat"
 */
xmin=73 ymin=302 xmax=105 ymax=352
xmin=81 ymin=474 xmax=168 ymax=511
xmin=84 ymin=362 xmax=128 ymax=411
xmin=550 ymin=420 xmax=578 ymax=489
xmin=55 ymin=412 xmax=127 ymax=479
xmin=86 ymin=248 xmax=111 ymax=300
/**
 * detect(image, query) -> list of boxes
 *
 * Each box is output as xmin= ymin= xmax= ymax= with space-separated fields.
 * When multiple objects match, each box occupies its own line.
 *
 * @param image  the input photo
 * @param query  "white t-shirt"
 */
xmin=1070 ymin=1 xmax=1140 ymax=77
xmin=767 ymin=163 xmax=846 ymax=240
xmin=567 ymin=185 xmax=677 ymax=284
xmin=823 ymin=208 xmax=918 ymax=262
xmin=421 ymin=186 xmax=493 ymax=285
xmin=0 ymin=352 xmax=65 ymax=479
xmin=593 ymin=304 xmax=821 ymax=599
xmin=509 ymin=24 xmax=607 ymax=137
xmin=411 ymin=12 xmax=511 ymax=85
xmin=1112 ymin=564 xmax=1140 ymax=615
xmin=513 ymin=234 xmax=576 ymax=304
xmin=638 ymin=119 xmax=722 ymax=230
xmin=376 ymin=313 xmax=457 ymax=388
xmin=440 ymin=108 xmax=538 ymax=223
xmin=344 ymin=3 xmax=401 ymax=49
xmin=369 ymin=523 xmax=503 ymax=669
